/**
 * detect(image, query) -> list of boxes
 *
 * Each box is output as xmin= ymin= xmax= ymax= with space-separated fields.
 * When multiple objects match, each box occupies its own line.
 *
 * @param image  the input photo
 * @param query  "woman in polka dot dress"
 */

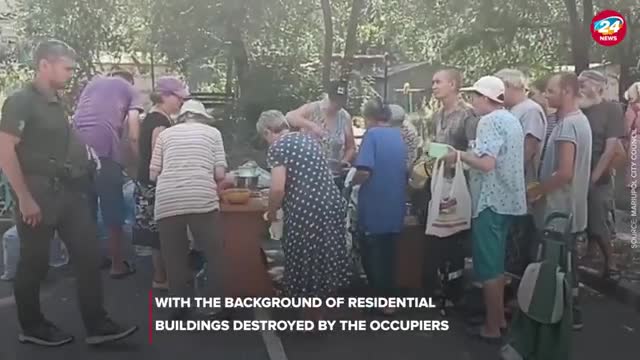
xmin=257 ymin=110 xmax=351 ymax=321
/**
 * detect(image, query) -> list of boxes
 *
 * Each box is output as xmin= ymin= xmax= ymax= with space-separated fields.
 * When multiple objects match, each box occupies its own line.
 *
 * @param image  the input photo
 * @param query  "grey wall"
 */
xmin=376 ymin=66 xmax=434 ymax=110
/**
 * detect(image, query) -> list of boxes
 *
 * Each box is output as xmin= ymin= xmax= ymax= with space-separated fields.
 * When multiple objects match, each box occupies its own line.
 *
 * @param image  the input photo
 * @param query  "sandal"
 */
xmin=465 ymin=316 xmax=508 ymax=334
xmin=604 ymin=268 xmax=622 ymax=280
xmin=152 ymin=281 xmax=169 ymax=290
xmin=466 ymin=326 xmax=503 ymax=345
xmin=110 ymin=261 xmax=136 ymax=279
xmin=382 ymin=307 xmax=397 ymax=316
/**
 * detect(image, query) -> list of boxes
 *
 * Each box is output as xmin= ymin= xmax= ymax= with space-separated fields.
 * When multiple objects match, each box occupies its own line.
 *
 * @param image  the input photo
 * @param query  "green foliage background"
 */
xmin=1 ymin=0 xmax=638 ymax=116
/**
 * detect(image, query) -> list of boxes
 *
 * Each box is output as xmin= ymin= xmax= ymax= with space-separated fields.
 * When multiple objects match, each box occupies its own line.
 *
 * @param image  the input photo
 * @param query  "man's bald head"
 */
xmin=432 ymin=68 xmax=463 ymax=100
xmin=437 ymin=69 xmax=463 ymax=90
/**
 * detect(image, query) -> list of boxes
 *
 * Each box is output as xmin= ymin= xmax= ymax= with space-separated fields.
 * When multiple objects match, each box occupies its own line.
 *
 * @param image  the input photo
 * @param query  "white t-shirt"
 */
xmin=150 ymin=122 xmax=227 ymax=221
xmin=511 ymin=98 xmax=547 ymax=184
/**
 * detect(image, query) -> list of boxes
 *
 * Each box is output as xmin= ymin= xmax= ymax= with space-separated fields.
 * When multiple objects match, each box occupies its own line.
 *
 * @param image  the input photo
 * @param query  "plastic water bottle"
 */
xmin=48 ymin=235 xmax=69 ymax=268
xmin=1 ymin=226 xmax=19 ymax=280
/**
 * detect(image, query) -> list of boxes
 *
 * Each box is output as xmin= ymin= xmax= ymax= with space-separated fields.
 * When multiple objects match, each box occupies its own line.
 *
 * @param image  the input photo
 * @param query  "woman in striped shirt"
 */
xmin=149 ymin=100 xmax=231 ymax=320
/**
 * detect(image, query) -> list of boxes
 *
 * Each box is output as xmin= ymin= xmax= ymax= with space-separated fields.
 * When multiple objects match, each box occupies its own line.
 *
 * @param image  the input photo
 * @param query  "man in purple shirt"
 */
xmin=73 ymin=71 xmax=143 ymax=278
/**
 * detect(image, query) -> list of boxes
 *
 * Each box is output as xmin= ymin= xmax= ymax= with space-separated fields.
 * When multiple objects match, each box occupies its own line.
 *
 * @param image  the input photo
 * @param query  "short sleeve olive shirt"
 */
xmin=0 ymin=83 xmax=90 ymax=178
xmin=1 ymin=83 xmax=92 ymax=224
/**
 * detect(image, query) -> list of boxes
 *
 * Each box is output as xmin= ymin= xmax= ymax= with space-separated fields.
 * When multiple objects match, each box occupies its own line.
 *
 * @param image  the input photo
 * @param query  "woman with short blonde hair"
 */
xmin=258 ymin=109 xmax=351 ymax=322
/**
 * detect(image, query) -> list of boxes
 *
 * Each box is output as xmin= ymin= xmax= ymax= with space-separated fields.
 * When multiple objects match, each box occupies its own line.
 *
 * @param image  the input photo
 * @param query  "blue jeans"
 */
xmin=89 ymin=176 xmax=135 ymax=261
xmin=94 ymin=158 xmax=125 ymax=227
xmin=359 ymin=233 xmax=398 ymax=297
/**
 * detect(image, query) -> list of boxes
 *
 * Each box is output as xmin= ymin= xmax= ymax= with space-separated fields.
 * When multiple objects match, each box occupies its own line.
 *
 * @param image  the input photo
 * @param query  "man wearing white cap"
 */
xmin=443 ymin=76 xmax=526 ymax=343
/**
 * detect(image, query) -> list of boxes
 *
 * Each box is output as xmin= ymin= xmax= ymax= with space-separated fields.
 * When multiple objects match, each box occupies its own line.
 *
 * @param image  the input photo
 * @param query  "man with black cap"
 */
xmin=578 ymin=69 xmax=626 ymax=280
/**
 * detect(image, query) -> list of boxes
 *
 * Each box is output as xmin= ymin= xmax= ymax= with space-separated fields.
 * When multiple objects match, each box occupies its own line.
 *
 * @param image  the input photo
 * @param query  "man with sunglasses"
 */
xmin=73 ymin=69 xmax=144 ymax=279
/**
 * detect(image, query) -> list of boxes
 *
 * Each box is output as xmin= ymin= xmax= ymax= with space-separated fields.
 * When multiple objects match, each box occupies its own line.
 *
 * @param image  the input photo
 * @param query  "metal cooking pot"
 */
xmin=236 ymin=175 xmax=260 ymax=189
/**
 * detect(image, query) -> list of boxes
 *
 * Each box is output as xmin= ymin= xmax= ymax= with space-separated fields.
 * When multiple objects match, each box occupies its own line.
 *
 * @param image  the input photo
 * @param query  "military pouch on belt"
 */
xmin=19 ymin=123 xmax=94 ymax=192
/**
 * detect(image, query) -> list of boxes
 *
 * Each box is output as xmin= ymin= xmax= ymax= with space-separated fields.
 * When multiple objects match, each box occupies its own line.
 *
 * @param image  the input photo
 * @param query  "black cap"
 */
xmin=328 ymin=80 xmax=348 ymax=100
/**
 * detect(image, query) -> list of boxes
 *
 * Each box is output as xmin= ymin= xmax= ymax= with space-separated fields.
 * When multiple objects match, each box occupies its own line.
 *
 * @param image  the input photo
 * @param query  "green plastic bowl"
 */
xmin=428 ymin=142 xmax=450 ymax=159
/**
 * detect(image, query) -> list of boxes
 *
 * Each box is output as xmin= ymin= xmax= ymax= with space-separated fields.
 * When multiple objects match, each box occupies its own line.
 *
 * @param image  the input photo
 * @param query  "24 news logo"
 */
xmin=591 ymin=9 xmax=627 ymax=46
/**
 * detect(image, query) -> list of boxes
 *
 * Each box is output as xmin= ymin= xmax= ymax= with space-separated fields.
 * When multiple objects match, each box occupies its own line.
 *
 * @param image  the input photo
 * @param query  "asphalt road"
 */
xmin=1 ymin=255 xmax=639 ymax=360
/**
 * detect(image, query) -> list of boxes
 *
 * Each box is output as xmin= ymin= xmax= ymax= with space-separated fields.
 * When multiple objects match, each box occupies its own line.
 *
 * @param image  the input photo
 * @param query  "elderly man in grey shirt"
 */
xmin=495 ymin=69 xmax=547 ymax=277
xmin=528 ymin=72 xmax=592 ymax=331
xmin=496 ymin=69 xmax=547 ymax=185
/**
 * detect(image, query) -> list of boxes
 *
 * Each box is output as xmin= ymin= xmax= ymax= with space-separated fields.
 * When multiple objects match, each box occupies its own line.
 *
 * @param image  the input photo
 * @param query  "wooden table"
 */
xmin=220 ymin=197 xmax=275 ymax=297
xmin=395 ymin=217 xmax=427 ymax=290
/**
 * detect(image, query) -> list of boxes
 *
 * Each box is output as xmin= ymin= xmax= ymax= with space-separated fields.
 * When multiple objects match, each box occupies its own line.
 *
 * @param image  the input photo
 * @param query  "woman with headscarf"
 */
xmin=389 ymin=104 xmax=421 ymax=169
xmin=149 ymin=100 xmax=231 ymax=320
xmin=286 ymin=81 xmax=357 ymax=188
xmin=134 ymin=76 xmax=189 ymax=290
xmin=624 ymin=82 xmax=640 ymax=189
xmin=258 ymin=110 xmax=351 ymax=322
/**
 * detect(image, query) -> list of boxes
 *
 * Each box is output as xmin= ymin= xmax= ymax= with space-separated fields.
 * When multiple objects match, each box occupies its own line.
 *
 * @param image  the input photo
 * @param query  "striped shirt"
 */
xmin=150 ymin=122 xmax=227 ymax=221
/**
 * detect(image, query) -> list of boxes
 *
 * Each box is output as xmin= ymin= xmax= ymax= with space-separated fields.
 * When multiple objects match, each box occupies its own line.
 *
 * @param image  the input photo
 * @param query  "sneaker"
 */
xmin=86 ymin=319 xmax=138 ymax=345
xmin=572 ymin=309 xmax=583 ymax=331
xmin=18 ymin=320 xmax=74 ymax=347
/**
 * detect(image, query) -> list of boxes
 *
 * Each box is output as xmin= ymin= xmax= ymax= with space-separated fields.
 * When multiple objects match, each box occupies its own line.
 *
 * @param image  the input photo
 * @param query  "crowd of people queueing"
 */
xmin=0 ymin=38 xmax=639 ymax=350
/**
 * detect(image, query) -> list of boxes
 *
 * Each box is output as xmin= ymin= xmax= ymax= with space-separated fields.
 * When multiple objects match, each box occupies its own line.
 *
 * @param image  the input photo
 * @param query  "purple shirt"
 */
xmin=73 ymin=76 xmax=144 ymax=163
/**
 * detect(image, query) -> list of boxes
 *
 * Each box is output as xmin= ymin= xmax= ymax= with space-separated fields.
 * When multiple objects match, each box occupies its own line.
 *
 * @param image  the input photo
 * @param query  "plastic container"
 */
xmin=2 ymin=226 xmax=69 ymax=281
xmin=428 ymin=142 xmax=451 ymax=159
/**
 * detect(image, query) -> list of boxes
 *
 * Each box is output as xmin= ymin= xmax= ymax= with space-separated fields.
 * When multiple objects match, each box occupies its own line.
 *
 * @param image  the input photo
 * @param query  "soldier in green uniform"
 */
xmin=0 ymin=40 xmax=137 ymax=347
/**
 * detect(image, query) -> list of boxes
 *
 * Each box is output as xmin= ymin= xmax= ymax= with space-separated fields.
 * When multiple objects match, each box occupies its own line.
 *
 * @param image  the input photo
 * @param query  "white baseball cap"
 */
xmin=461 ymin=76 xmax=505 ymax=104
xmin=178 ymin=99 xmax=212 ymax=119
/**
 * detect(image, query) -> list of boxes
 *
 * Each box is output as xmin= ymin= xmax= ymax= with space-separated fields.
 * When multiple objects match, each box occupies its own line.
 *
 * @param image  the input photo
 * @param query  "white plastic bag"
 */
xmin=263 ymin=211 xmax=284 ymax=240
xmin=425 ymin=153 xmax=471 ymax=237
xmin=1 ymin=226 xmax=19 ymax=280
xmin=2 ymin=226 xmax=69 ymax=281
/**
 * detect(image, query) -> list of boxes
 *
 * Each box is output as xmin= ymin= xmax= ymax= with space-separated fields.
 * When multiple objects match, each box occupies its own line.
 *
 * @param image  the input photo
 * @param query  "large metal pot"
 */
xmin=236 ymin=175 xmax=260 ymax=189
xmin=235 ymin=167 xmax=260 ymax=189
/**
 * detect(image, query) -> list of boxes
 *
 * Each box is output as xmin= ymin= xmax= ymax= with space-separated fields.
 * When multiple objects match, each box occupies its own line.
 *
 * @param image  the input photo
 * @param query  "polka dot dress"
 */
xmin=267 ymin=132 xmax=351 ymax=298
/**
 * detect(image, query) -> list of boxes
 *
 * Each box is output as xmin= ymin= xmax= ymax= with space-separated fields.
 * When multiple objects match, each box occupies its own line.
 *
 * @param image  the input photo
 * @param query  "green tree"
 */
xmin=19 ymin=0 xmax=137 ymax=78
